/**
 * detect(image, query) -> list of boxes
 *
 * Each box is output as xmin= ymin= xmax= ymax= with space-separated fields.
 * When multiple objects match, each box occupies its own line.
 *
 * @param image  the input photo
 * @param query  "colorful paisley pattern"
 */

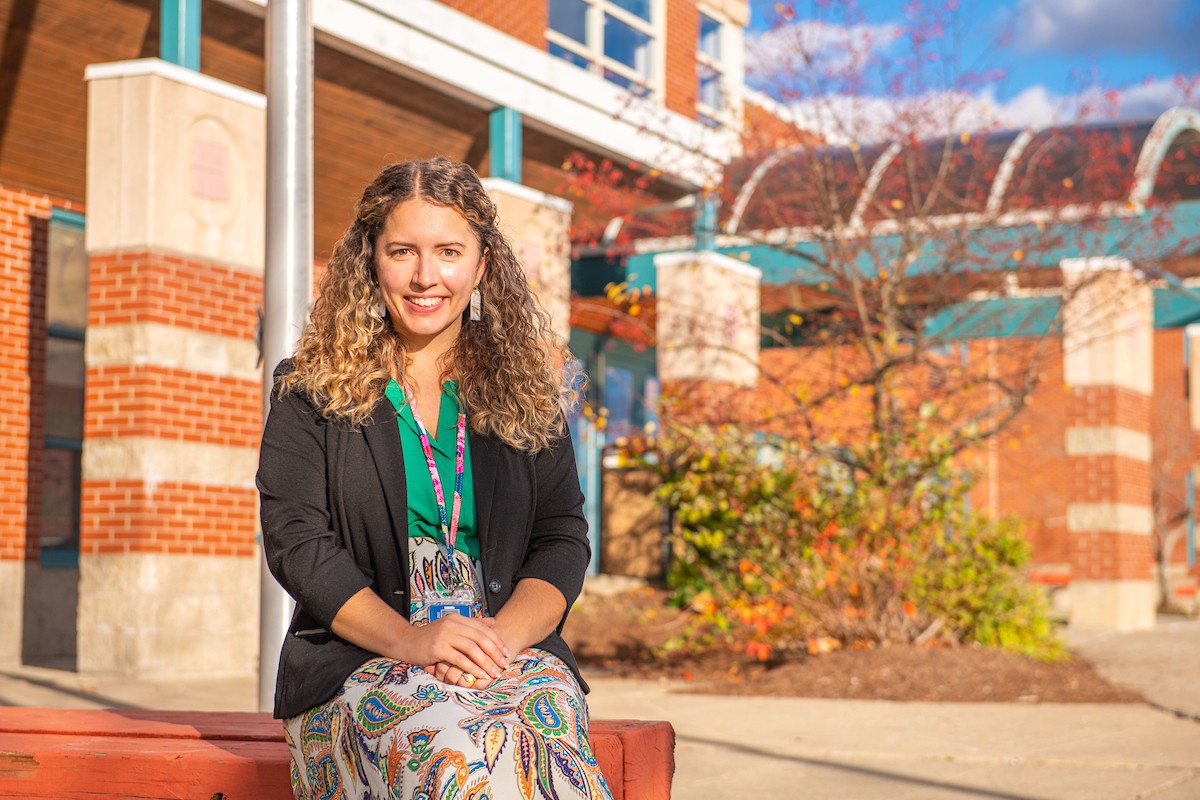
xmin=284 ymin=537 xmax=613 ymax=800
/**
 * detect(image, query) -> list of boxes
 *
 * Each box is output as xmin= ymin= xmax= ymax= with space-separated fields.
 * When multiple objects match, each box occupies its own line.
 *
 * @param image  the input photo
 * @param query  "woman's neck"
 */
xmin=400 ymin=344 xmax=453 ymax=439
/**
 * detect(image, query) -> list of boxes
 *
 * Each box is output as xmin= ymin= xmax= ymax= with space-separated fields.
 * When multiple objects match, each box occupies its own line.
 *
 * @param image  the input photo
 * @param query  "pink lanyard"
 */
xmin=403 ymin=380 xmax=468 ymax=558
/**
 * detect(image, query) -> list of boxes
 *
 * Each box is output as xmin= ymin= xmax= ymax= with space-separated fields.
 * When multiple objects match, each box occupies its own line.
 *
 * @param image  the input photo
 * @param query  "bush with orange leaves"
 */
xmin=650 ymin=423 xmax=1061 ymax=662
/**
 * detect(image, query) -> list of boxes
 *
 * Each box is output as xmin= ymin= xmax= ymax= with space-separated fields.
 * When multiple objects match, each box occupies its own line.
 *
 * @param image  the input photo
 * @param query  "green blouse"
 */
xmin=384 ymin=379 xmax=479 ymax=558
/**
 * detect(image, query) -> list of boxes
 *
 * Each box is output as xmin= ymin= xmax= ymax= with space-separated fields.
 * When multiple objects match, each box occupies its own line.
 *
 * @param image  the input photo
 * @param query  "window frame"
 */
xmin=695 ymin=4 xmax=735 ymax=127
xmin=546 ymin=0 xmax=666 ymax=100
xmin=40 ymin=207 xmax=87 ymax=569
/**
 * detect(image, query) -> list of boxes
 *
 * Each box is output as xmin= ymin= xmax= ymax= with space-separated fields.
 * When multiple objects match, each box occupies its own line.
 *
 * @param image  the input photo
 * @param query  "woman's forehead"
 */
xmin=378 ymin=199 xmax=477 ymax=243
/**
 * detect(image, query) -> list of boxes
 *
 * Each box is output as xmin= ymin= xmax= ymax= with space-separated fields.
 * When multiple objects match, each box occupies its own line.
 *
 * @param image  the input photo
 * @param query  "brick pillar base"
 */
xmin=1061 ymin=257 xmax=1155 ymax=630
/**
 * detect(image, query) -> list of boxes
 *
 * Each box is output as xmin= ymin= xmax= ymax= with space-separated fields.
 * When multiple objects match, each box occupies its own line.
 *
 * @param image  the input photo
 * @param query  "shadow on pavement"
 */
xmin=677 ymin=734 xmax=1044 ymax=800
xmin=0 ymin=671 xmax=146 ymax=711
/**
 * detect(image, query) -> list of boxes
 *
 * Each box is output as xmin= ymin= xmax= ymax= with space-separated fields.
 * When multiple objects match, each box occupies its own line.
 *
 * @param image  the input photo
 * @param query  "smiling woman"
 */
xmin=259 ymin=158 xmax=607 ymax=800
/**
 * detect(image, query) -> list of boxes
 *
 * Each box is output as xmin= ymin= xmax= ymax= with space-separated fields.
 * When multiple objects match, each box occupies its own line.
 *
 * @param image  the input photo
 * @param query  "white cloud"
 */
xmin=764 ymin=78 xmax=1196 ymax=147
xmin=745 ymin=20 xmax=901 ymax=85
xmin=1017 ymin=0 xmax=1189 ymax=55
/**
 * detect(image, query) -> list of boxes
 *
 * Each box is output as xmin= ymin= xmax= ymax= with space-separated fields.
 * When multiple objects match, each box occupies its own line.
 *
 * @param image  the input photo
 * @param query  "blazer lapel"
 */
xmin=470 ymin=429 xmax=500 ymax=558
xmin=362 ymin=402 xmax=409 ymax=555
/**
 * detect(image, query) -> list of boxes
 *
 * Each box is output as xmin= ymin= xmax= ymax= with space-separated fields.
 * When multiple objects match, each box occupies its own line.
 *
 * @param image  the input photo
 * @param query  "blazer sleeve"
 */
xmin=512 ymin=423 xmax=591 ymax=620
xmin=257 ymin=381 xmax=374 ymax=630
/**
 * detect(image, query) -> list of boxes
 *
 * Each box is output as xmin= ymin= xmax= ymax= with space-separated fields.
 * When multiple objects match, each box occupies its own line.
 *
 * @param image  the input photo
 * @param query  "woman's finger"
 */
xmin=454 ymin=637 xmax=505 ymax=679
xmin=431 ymin=637 xmax=499 ymax=681
xmin=441 ymin=614 xmax=509 ymax=659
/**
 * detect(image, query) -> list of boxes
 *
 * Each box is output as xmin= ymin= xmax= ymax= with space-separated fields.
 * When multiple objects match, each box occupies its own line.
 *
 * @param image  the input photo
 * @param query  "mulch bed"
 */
xmin=562 ymin=587 xmax=1143 ymax=703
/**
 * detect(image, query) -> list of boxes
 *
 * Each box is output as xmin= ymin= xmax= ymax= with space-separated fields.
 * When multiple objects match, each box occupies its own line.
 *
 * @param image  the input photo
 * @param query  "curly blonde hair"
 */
xmin=279 ymin=157 xmax=578 ymax=451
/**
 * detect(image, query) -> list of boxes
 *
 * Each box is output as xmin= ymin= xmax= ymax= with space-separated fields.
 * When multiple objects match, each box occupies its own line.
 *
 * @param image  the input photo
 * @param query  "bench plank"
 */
xmin=0 ymin=709 xmax=673 ymax=800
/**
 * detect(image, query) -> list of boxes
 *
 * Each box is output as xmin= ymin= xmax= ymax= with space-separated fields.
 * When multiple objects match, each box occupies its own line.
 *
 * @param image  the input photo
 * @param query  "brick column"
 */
xmin=80 ymin=59 xmax=265 ymax=677
xmin=654 ymin=251 xmax=761 ymax=420
xmin=1061 ymin=256 xmax=1155 ymax=630
xmin=480 ymin=179 xmax=573 ymax=341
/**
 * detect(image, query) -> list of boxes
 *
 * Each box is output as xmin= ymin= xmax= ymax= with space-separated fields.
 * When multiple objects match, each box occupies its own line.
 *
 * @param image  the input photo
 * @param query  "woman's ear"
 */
xmin=478 ymin=246 xmax=490 ymax=284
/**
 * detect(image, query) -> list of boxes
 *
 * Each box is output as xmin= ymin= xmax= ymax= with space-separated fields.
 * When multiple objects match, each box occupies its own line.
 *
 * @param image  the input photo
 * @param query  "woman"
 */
xmin=257 ymin=157 xmax=611 ymax=800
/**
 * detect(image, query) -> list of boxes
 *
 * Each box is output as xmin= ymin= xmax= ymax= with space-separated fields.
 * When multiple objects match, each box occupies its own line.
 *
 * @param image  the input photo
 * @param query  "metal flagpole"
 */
xmin=260 ymin=0 xmax=313 ymax=713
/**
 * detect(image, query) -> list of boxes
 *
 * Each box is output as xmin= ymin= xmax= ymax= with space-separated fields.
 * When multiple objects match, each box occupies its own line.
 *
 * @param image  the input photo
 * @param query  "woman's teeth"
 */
xmin=409 ymin=297 xmax=442 ymax=307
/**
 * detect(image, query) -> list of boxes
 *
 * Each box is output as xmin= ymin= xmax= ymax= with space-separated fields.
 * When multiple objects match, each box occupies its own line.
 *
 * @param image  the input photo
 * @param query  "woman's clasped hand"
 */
xmin=410 ymin=613 xmax=509 ymax=689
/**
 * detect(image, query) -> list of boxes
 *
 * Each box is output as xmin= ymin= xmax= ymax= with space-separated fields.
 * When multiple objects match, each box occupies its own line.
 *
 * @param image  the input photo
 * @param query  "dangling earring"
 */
xmin=470 ymin=284 xmax=482 ymax=321
xmin=369 ymin=285 xmax=387 ymax=320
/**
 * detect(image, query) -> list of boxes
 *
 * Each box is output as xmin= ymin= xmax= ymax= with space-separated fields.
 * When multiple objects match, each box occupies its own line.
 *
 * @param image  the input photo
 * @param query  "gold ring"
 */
xmin=463 ymin=673 xmax=476 ymax=684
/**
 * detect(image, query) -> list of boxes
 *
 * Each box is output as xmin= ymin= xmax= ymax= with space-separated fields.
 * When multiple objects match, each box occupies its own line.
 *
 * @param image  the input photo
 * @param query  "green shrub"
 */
xmin=646 ymin=422 xmax=1062 ymax=661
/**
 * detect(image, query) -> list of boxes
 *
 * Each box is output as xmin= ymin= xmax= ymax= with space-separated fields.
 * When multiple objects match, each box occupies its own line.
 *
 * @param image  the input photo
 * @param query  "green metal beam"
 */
xmin=160 ymin=0 xmax=201 ymax=71
xmin=489 ymin=107 xmax=522 ymax=184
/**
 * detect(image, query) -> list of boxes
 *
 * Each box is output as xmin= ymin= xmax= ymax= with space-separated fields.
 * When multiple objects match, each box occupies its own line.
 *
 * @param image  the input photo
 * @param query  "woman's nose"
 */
xmin=411 ymin=253 xmax=437 ymax=286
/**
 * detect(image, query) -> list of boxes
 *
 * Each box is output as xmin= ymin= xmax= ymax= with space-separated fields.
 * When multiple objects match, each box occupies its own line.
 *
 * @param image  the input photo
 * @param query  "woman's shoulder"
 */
xmin=270 ymin=359 xmax=330 ymax=423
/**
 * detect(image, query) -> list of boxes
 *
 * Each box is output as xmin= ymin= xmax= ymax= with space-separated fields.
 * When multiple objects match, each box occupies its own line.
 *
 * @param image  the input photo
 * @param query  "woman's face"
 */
xmin=374 ymin=198 xmax=487 ymax=354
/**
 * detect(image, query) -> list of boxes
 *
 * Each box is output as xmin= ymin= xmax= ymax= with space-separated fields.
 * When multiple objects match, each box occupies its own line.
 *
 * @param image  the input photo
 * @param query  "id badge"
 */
xmin=423 ymin=586 xmax=481 ymax=623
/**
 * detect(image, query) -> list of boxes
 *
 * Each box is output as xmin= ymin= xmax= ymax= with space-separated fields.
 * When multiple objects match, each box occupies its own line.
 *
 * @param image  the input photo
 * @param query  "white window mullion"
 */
xmin=587 ymin=0 xmax=604 ymax=77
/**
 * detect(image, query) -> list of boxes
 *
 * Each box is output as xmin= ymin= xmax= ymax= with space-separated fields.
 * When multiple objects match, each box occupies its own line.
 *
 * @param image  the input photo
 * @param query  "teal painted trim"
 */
xmin=924 ymin=296 xmax=1062 ymax=341
xmin=489 ymin=107 xmax=522 ymax=184
xmin=44 ymin=437 xmax=83 ymax=451
xmin=46 ymin=324 xmax=86 ymax=342
xmin=160 ymin=0 xmax=201 ymax=71
xmin=1154 ymin=287 xmax=1200 ymax=329
xmin=40 ymin=549 xmax=79 ymax=569
xmin=694 ymin=195 xmax=718 ymax=251
xmin=49 ymin=208 xmax=85 ymax=230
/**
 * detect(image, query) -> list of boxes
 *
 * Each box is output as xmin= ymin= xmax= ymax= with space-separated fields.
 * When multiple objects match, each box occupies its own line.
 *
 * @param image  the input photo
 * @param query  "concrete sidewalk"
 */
xmin=2 ymin=619 xmax=1198 ymax=799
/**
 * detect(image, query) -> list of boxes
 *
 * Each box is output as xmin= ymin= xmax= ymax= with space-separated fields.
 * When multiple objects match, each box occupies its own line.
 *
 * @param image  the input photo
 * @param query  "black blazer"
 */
xmin=257 ymin=369 xmax=591 ymax=719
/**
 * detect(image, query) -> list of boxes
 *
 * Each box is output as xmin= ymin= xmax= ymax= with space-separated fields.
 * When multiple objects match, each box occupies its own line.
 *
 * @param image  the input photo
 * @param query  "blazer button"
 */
xmin=489 ymin=580 xmax=502 ymax=594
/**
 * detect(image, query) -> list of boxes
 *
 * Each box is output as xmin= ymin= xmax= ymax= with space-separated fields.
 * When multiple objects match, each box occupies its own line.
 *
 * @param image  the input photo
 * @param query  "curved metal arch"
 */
xmin=1129 ymin=106 xmax=1200 ymax=211
xmin=847 ymin=141 xmax=903 ymax=230
xmin=984 ymin=127 xmax=1043 ymax=217
xmin=723 ymin=145 xmax=806 ymax=235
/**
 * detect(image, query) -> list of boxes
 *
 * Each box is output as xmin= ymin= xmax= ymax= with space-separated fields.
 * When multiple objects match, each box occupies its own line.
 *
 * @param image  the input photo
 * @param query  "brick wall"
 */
xmin=440 ymin=0 xmax=546 ymax=48
xmin=80 ymin=481 xmax=257 ymax=558
xmin=0 ymin=185 xmax=81 ymax=563
xmin=85 ymin=366 xmax=260 ymax=449
xmin=81 ymin=250 xmax=263 ymax=558
xmin=88 ymin=252 xmax=262 ymax=338
xmin=664 ymin=0 xmax=698 ymax=119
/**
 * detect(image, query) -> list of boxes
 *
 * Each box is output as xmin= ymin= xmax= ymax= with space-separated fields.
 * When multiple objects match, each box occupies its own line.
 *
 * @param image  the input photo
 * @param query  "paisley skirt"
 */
xmin=284 ymin=537 xmax=613 ymax=800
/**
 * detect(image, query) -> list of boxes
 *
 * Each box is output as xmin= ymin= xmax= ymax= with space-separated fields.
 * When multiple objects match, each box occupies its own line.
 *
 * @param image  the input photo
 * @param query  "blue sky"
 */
xmin=745 ymin=0 xmax=1200 ymax=131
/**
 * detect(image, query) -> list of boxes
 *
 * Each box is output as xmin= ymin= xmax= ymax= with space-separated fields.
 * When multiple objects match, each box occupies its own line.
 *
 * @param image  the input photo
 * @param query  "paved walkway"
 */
xmin=2 ymin=619 xmax=1198 ymax=799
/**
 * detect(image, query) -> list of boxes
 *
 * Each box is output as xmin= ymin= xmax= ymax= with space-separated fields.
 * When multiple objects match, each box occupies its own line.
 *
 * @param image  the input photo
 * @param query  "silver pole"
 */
xmin=260 ymin=0 xmax=313 ymax=713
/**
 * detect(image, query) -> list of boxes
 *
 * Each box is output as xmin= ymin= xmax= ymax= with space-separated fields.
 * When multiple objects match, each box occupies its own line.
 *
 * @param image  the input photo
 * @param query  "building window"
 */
xmin=547 ymin=0 xmax=660 ymax=97
xmin=40 ymin=209 xmax=86 ymax=568
xmin=696 ymin=10 xmax=726 ymax=126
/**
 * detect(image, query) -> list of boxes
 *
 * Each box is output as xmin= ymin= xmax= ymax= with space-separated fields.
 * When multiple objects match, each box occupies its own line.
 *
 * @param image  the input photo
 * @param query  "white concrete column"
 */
xmin=654 ymin=251 xmax=761 ymax=387
xmin=481 ymin=178 xmax=573 ymax=342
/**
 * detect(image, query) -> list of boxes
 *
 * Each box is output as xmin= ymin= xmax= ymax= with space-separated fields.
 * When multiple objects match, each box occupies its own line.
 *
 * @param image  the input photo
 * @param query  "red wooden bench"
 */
xmin=0 ymin=708 xmax=673 ymax=800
